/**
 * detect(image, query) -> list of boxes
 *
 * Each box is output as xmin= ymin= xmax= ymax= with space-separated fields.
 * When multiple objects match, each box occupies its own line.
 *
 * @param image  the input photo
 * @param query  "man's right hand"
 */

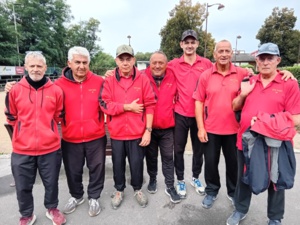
xmin=198 ymin=128 xmax=208 ymax=143
xmin=5 ymin=81 xmax=16 ymax=93
xmin=104 ymin=70 xmax=114 ymax=77
xmin=124 ymin=98 xmax=144 ymax=113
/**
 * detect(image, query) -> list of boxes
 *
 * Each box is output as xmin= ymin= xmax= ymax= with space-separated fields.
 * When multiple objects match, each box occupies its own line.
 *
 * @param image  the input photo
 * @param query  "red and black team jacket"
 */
xmin=55 ymin=67 xmax=106 ymax=143
xmin=5 ymin=77 xmax=64 ymax=156
xmin=144 ymin=67 xmax=177 ymax=129
xmin=99 ymin=67 xmax=156 ymax=140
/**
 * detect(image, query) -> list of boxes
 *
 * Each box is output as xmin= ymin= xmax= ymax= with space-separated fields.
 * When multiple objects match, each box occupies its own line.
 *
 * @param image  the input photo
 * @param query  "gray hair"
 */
xmin=25 ymin=51 xmax=46 ymax=64
xmin=150 ymin=50 xmax=168 ymax=62
xmin=68 ymin=46 xmax=90 ymax=62
xmin=214 ymin=40 xmax=232 ymax=51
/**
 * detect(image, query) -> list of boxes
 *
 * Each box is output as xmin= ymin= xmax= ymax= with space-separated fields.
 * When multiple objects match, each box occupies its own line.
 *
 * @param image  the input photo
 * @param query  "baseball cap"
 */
xmin=181 ymin=29 xmax=198 ymax=41
xmin=256 ymin=43 xmax=280 ymax=57
xmin=116 ymin=44 xmax=134 ymax=57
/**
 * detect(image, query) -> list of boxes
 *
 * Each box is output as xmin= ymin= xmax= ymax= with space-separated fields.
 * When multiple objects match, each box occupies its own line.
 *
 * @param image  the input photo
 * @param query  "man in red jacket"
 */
xmin=55 ymin=47 xmax=107 ymax=217
xmin=5 ymin=51 xmax=66 ymax=225
xmin=100 ymin=44 xmax=156 ymax=209
xmin=144 ymin=51 xmax=181 ymax=204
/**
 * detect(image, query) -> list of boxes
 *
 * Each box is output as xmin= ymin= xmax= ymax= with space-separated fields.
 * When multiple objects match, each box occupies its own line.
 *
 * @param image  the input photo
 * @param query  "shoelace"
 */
xmin=194 ymin=179 xmax=202 ymax=187
xmin=90 ymin=199 xmax=98 ymax=207
xmin=113 ymin=192 xmax=123 ymax=200
xmin=178 ymin=182 xmax=186 ymax=191
xmin=49 ymin=208 xmax=60 ymax=216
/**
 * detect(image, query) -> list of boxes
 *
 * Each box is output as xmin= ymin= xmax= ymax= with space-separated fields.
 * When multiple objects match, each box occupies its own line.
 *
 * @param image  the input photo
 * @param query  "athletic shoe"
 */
xmin=147 ymin=179 xmax=157 ymax=194
xmin=19 ymin=215 xmax=36 ymax=225
xmin=226 ymin=210 xmax=246 ymax=225
xmin=134 ymin=190 xmax=148 ymax=207
xmin=46 ymin=208 xmax=66 ymax=225
xmin=88 ymin=198 xmax=101 ymax=217
xmin=190 ymin=178 xmax=205 ymax=195
xmin=63 ymin=197 xmax=84 ymax=214
xmin=227 ymin=194 xmax=235 ymax=207
xmin=165 ymin=187 xmax=181 ymax=204
xmin=267 ymin=220 xmax=282 ymax=225
xmin=111 ymin=191 xmax=124 ymax=209
xmin=202 ymin=194 xmax=217 ymax=209
xmin=176 ymin=180 xmax=187 ymax=198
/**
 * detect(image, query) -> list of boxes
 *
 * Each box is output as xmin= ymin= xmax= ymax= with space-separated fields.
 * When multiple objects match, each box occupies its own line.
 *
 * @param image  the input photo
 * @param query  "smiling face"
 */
xmin=213 ymin=41 xmax=233 ymax=66
xmin=149 ymin=52 xmax=167 ymax=77
xmin=115 ymin=53 xmax=135 ymax=76
xmin=180 ymin=37 xmax=199 ymax=56
xmin=67 ymin=54 xmax=90 ymax=82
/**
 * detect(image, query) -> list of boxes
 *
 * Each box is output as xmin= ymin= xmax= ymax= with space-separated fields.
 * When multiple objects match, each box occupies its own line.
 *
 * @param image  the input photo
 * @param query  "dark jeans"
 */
xmin=203 ymin=133 xmax=237 ymax=197
xmin=12 ymin=150 xmax=62 ymax=217
xmin=235 ymin=150 xmax=285 ymax=220
xmin=111 ymin=139 xmax=145 ymax=191
xmin=174 ymin=112 xmax=203 ymax=180
xmin=62 ymin=136 xmax=107 ymax=199
xmin=146 ymin=128 xmax=175 ymax=188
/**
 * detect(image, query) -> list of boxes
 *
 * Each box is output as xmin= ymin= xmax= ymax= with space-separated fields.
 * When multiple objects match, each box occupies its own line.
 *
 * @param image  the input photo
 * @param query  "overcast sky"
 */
xmin=66 ymin=0 xmax=299 ymax=57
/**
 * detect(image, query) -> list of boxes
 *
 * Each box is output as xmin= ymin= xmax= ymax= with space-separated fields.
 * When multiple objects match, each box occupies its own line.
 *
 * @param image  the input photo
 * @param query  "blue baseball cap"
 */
xmin=256 ymin=43 xmax=280 ymax=57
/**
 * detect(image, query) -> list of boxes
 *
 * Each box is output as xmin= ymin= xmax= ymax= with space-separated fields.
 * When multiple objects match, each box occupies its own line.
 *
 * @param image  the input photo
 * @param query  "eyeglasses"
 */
xmin=257 ymin=55 xmax=278 ymax=63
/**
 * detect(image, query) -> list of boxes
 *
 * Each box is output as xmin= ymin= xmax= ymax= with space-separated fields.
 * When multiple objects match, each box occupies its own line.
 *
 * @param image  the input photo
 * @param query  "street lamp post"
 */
xmin=127 ymin=35 xmax=131 ymax=46
xmin=13 ymin=3 xmax=21 ymax=66
xmin=235 ymin=35 xmax=242 ymax=65
xmin=204 ymin=3 xmax=224 ymax=58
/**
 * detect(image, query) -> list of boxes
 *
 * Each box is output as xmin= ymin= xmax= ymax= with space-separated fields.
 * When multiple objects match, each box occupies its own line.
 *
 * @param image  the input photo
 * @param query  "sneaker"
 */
xmin=88 ymin=198 xmax=101 ymax=217
xmin=226 ymin=210 xmax=246 ymax=225
xmin=190 ymin=178 xmax=205 ymax=195
xmin=46 ymin=208 xmax=66 ymax=225
xmin=267 ymin=220 xmax=282 ymax=225
xmin=134 ymin=190 xmax=148 ymax=208
xmin=111 ymin=191 xmax=124 ymax=209
xmin=227 ymin=194 xmax=235 ymax=207
xmin=147 ymin=179 xmax=157 ymax=194
xmin=176 ymin=180 xmax=187 ymax=199
xmin=63 ymin=197 xmax=84 ymax=214
xmin=19 ymin=215 xmax=36 ymax=225
xmin=165 ymin=187 xmax=181 ymax=204
xmin=202 ymin=194 xmax=217 ymax=209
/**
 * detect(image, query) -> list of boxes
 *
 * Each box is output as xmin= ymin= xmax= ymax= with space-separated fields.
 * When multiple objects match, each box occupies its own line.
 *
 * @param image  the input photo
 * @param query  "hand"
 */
xmin=104 ymin=69 xmax=114 ymax=77
xmin=5 ymin=81 xmax=16 ymax=93
xmin=128 ymin=98 xmax=144 ymax=113
xmin=251 ymin=116 xmax=257 ymax=126
xmin=139 ymin=131 xmax=151 ymax=146
xmin=244 ymin=67 xmax=255 ymax=75
xmin=198 ymin=128 xmax=208 ymax=143
xmin=240 ymin=79 xmax=256 ymax=97
xmin=280 ymin=70 xmax=296 ymax=81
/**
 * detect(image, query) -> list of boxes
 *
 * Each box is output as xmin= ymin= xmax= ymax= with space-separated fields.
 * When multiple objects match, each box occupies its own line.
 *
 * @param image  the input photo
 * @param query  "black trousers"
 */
xmin=12 ymin=150 xmax=62 ymax=217
xmin=145 ymin=128 xmax=175 ymax=188
xmin=203 ymin=133 xmax=237 ymax=197
xmin=62 ymin=136 xmax=107 ymax=200
xmin=174 ymin=112 xmax=203 ymax=180
xmin=235 ymin=150 xmax=285 ymax=220
xmin=111 ymin=139 xmax=145 ymax=191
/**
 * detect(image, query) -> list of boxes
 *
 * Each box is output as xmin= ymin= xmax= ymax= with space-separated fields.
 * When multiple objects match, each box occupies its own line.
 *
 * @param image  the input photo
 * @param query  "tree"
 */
xmin=90 ymin=51 xmax=115 ymax=76
xmin=256 ymin=7 xmax=300 ymax=66
xmin=66 ymin=18 xmax=101 ymax=57
xmin=5 ymin=0 xmax=72 ymax=67
xmin=0 ymin=2 xmax=18 ymax=65
xmin=159 ymin=0 xmax=214 ymax=60
xmin=134 ymin=52 xmax=152 ymax=62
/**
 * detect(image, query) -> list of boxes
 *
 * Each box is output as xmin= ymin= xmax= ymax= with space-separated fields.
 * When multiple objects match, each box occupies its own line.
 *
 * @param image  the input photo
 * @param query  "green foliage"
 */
xmin=280 ymin=65 xmax=300 ymax=84
xmin=160 ymin=0 xmax=215 ymax=60
xmin=256 ymin=7 xmax=300 ymax=66
xmin=240 ymin=64 xmax=257 ymax=74
xmin=135 ymin=52 xmax=152 ymax=61
xmin=90 ymin=51 xmax=115 ymax=76
xmin=66 ymin=18 xmax=102 ymax=57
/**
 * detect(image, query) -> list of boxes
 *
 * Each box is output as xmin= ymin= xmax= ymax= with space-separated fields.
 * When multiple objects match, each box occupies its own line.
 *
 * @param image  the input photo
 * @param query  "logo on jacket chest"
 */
xmin=45 ymin=96 xmax=55 ymax=101
xmin=88 ymin=88 xmax=97 ymax=94
xmin=134 ymin=87 xmax=141 ymax=92
xmin=272 ymin=88 xmax=283 ymax=94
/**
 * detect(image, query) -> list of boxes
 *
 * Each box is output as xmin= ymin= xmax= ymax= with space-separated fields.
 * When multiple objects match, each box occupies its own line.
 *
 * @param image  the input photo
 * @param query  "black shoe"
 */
xmin=147 ymin=179 xmax=157 ymax=194
xmin=165 ymin=187 xmax=181 ymax=204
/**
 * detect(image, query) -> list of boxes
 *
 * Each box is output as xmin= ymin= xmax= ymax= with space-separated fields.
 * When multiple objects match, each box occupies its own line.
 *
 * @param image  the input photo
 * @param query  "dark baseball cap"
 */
xmin=116 ymin=44 xmax=134 ymax=57
xmin=181 ymin=29 xmax=198 ymax=41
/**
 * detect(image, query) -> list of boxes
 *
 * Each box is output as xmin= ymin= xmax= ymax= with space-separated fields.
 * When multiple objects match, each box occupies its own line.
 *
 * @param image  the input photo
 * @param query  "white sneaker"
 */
xmin=190 ymin=178 xmax=205 ymax=195
xmin=176 ymin=180 xmax=187 ymax=198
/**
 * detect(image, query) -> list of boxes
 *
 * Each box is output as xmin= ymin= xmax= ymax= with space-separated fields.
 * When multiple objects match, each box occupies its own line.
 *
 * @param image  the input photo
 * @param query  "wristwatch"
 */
xmin=145 ymin=127 xmax=152 ymax=132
